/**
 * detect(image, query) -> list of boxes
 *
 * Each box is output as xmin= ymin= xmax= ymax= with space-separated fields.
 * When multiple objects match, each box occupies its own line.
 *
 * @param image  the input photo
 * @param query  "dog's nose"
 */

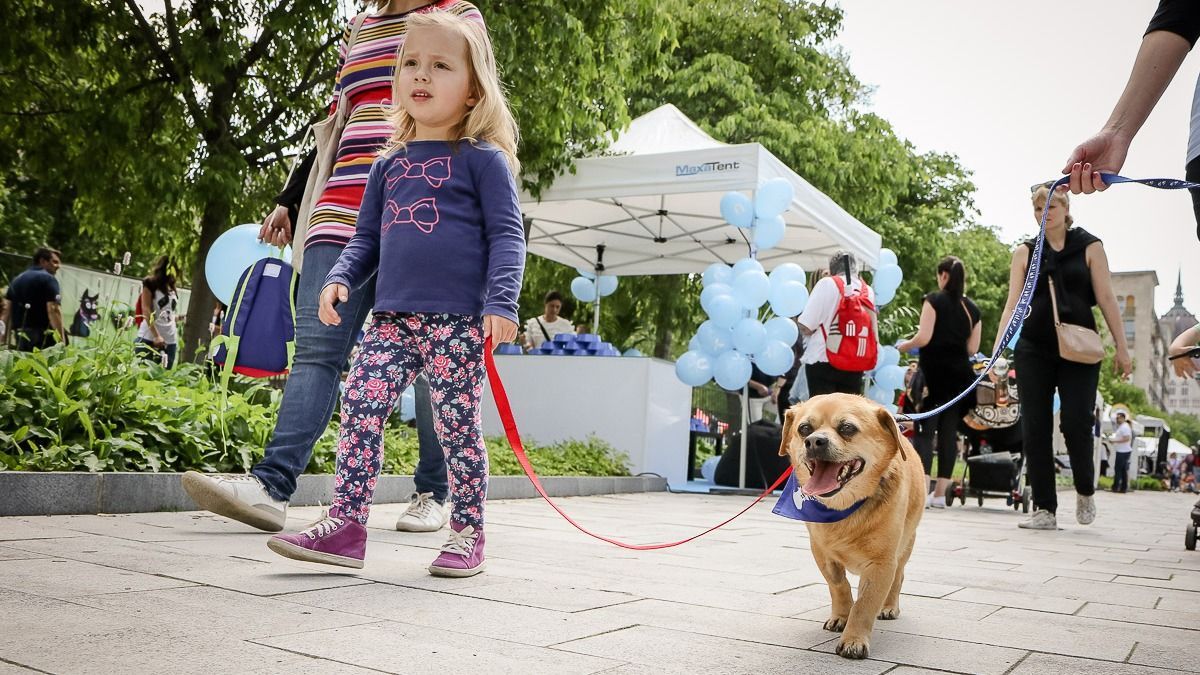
xmin=805 ymin=434 xmax=829 ymax=455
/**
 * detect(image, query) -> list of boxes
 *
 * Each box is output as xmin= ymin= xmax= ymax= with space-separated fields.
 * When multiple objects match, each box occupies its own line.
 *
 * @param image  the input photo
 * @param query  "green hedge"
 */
xmin=1 ymin=329 xmax=628 ymax=477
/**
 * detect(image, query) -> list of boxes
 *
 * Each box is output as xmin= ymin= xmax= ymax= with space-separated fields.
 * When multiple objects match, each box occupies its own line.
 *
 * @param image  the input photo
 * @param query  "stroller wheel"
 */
xmin=977 ymin=492 xmax=984 ymax=507
xmin=1022 ymin=487 xmax=1031 ymax=514
xmin=1187 ymin=523 xmax=1197 ymax=552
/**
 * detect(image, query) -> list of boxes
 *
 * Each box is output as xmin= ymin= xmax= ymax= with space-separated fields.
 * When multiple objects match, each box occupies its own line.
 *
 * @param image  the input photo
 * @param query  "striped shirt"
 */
xmin=304 ymin=1 xmax=483 ymax=250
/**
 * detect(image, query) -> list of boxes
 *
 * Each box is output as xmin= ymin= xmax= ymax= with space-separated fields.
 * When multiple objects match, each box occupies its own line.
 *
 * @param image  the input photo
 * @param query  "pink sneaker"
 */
xmin=428 ymin=522 xmax=486 ymax=577
xmin=267 ymin=508 xmax=366 ymax=569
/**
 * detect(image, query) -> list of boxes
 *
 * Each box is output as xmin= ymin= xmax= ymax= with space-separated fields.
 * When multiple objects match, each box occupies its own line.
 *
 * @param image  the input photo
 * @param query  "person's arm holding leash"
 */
xmin=1169 ymin=323 xmax=1200 ymax=377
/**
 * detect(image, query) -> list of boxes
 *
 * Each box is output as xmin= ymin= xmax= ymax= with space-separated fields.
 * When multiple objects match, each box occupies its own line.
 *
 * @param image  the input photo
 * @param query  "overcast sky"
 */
xmin=836 ymin=0 xmax=1200 ymax=316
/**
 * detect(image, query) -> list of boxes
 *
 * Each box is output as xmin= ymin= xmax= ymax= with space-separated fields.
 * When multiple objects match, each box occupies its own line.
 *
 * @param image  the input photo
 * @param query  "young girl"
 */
xmin=267 ymin=11 xmax=525 ymax=577
xmin=136 ymin=255 xmax=179 ymax=368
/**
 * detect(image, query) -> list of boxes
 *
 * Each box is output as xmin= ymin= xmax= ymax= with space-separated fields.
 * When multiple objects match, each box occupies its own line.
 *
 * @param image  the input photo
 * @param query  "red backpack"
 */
xmin=821 ymin=275 xmax=878 ymax=372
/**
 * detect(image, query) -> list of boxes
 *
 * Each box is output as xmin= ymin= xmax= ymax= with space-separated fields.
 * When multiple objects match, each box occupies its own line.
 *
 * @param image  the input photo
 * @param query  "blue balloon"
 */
xmin=733 ymin=270 xmax=770 ymax=310
xmin=623 ymin=348 xmax=644 ymax=357
xmin=752 ymin=215 xmax=786 ymax=250
xmin=769 ymin=262 xmax=806 ymax=287
xmin=675 ymin=350 xmax=714 ymax=386
xmin=720 ymin=191 xmax=754 ymax=228
xmin=755 ymin=339 xmax=794 ymax=376
xmin=708 ymin=294 xmax=742 ymax=329
xmin=697 ymin=320 xmax=734 ymax=354
xmin=764 ymin=316 xmax=799 ymax=346
xmin=700 ymin=283 xmax=734 ymax=315
xmin=571 ymin=276 xmax=597 ymax=302
xmin=732 ymin=318 xmax=767 ymax=354
xmin=205 ymin=224 xmax=292 ymax=306
xmin=575 ymin=267 xmax=597 ymax=280
xmin=874 ymin=285 xmax=896 ymax=307
xmin=878 ymin=248 xmax=898 ymax=267
xmin=876 ymin=364 xmax=906 ymax=391
xmin=700 ymin=455 xmax=720 ymax=481
xmin=399 ymin=385 xmax=416 ymax=422
xmin=873 ymin=264 xmax=903 ymax=294
xmin=596 ymin=275 xmax=619 ymax=298
xmin=877 ymin=345 xmax=901 ymax=369
xmin=714 ymin=350 xmax=752 ymax=390
xmin=867 ymin=385 xmax=893 ymax=406
xmin=755 ymin=177 xmax=794 ymax=219
xmin=688 ymin=335 xmax=702 ymax=352
xmin=769 ymin=280 xmax=809 ymax=317
xmin=732 ymin=257 xmax=764 ymax=277
xmin=703 ymin=263 xmax=734 ymax=287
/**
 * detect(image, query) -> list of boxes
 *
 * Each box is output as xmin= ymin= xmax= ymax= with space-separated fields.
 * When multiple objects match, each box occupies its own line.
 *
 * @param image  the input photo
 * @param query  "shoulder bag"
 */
xmin=1048 ymin=277 xmax=1104 ymax=364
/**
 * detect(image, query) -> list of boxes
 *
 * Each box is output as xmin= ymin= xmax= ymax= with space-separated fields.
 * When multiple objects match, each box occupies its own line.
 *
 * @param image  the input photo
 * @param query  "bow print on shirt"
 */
xmin=383 ymin=197 xmax=440 ymax=234
xmin=386 ymin=156 xmax=452 ymax=189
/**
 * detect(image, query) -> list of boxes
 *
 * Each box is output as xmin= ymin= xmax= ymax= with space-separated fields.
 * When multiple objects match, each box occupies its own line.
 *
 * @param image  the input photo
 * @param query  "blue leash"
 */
xmin=897 ymin=173 xmax=1200 ymax=423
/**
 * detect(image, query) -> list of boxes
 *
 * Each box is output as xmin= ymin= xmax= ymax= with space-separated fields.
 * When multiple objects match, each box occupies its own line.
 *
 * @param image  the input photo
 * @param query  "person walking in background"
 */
xmin=182 ymin=0 xmax=484 ymax=535
xmin=796 ymin=252 xmax=877 ymax=396
xmin=135 ymin=255 xmax=180 ymax=369
xmin=267 ymin=11 xmax=525 ymax=576
xmin=1061 ymin=1 xmax=1200 ymax=238
xmin=897 ymin=256 xmax=982 ymax=509
xmin=1 ymin=247 xmax=65 ymax=351
xmin=523 ymin=290 xmax=573 ymax=350
xmin=996 ymin=184 xmax=1132 ymax=530
xmin=1109 ymin=411 xmax=1134 ymax=494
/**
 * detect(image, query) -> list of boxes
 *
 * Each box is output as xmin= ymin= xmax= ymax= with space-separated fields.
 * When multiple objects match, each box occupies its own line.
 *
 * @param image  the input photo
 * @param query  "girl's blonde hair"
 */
xmin=381 ymin=12 xmax=520 ymax=176
xmin=1031 ymin=185 xmax=1074 ymax=227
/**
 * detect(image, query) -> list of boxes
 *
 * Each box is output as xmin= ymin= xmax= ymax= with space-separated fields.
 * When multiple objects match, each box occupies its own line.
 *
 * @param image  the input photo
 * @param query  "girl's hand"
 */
xmin=1114 ymin=346 xmax=1133 ymax=379
xmin=483 ymin=315 xmax=517 ymax=347
xmin=319 ymin=284 xmax=349 ymax=326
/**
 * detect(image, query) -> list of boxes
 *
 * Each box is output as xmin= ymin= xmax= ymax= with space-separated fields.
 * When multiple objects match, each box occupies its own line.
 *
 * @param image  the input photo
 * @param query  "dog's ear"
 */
xmin=876 ymin=407 xmax=908 ymax=462
xmin=779 ymin=405 xmax=799 ymax=457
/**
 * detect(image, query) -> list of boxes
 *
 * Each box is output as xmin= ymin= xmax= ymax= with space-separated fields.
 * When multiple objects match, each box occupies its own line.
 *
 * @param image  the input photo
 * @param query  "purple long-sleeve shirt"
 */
xmin=326 ymin=140 xmax=526 ymax=324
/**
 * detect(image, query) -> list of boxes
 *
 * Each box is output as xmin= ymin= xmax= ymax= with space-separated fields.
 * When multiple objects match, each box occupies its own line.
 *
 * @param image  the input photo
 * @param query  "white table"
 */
xmin=481 ymin=354 xmax=692 ymax=485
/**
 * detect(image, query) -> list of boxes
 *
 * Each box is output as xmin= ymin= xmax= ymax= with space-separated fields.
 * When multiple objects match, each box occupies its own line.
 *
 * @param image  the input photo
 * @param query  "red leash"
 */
xmin=484 ymin=342 xmax=793 ymax=550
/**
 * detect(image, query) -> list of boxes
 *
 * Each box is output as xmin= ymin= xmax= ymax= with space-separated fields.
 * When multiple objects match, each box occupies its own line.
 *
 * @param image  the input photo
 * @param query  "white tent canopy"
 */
xmin=519 ymin=104 xmax=881 ymax=276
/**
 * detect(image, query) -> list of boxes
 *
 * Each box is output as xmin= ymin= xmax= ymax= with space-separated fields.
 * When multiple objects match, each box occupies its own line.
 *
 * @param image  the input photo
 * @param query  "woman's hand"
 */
xmin=1114 ymin=345 xmax=1133 ymax=379
xmin=259 ymin=205 xmax=293 ymax=247
xmin=750 ymin=381 xmax=771 ymax=397
xmin=319 ymin=284 xmax=349 ymax=326
xmin=483 ymin=315 xmax=517 ymax=347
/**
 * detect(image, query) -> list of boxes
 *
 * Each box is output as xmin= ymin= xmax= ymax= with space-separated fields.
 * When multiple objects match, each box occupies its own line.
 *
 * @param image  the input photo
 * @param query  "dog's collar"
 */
xmin=772 ymin=473 xmax=867 ymax=523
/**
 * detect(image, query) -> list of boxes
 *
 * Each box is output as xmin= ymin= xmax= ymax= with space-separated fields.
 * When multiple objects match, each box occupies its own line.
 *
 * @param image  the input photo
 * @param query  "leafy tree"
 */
xmin=1 ymin=0 xmax=674 ymax=360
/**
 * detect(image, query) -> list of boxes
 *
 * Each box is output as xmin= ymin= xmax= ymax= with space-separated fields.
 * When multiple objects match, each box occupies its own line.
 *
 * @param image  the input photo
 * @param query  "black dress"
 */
xmin=918 ymin=290 xmax=981 ymax=410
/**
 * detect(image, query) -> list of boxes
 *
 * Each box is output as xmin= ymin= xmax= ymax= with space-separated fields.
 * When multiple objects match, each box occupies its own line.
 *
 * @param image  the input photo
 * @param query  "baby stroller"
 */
xmin=1187 ymin=498 xmax=1199 ymax=551
xmin=953 ymin=358 xmax=1031 ymax=512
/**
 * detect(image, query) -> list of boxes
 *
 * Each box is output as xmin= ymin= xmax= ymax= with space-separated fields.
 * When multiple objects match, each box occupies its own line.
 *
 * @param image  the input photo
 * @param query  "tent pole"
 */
xmin=592 ymin=295 xmax=600 ymax=335
xmin=739 ymin=384 xmax=749 ymax=489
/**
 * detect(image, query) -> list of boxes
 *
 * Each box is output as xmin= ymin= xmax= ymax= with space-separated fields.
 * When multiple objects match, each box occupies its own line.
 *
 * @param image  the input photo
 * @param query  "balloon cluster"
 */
xmin=865 ymin=346 xmax=905 ymax=413
xmin=872 ymin=248 xmax=903 ymax=307
xmin=570 ymin=267 xmax=618 ymax=302
xmin=676 ymin=178 xmax=804 ymax=390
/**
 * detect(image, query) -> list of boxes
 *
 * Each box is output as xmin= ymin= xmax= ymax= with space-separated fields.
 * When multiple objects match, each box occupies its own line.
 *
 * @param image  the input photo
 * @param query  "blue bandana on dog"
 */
xmin=772 ymin=473 xmax=866 ymax=523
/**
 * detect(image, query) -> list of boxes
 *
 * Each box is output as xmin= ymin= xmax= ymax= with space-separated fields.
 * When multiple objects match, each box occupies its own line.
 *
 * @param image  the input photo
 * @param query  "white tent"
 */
xmin=519 ymin=104 xmax=881 ymax=275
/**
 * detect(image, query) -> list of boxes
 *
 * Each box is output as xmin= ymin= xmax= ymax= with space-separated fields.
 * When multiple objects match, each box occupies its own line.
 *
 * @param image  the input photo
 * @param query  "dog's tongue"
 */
xmin=802 ymin=460 xmax=843 ymax=496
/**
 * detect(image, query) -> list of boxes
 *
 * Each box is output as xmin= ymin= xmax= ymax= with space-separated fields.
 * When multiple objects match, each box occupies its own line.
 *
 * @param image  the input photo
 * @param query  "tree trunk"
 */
xmin=181 ymin=195 xmax=229 ymax=364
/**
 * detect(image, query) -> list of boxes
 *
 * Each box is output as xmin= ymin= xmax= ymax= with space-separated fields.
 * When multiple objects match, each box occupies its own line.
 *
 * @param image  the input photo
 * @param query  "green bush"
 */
xmin=1 ymin=328 xmax=629 ymax=477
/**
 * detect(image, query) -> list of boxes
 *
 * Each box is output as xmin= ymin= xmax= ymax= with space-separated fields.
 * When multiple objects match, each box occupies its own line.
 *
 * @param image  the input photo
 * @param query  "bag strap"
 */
xmin=819 ymin=276 xmax=848 ymax=342
xmin=1047 ymin=277 xmax=1063 ymax=327
xmin=535 ymin=317 xmax=552 ymax=342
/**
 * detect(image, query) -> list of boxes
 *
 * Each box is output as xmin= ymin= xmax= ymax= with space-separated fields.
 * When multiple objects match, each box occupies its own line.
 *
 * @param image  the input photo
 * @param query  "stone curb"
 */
xmin=0 ymin=472 xmax=667 ymax=517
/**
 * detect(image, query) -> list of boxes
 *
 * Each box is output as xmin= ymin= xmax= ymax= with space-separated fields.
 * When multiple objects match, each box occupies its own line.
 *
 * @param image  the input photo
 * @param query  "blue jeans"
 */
xmin=251 ymin=244 xmax=447 ymax=503
xmin=1113 ymin=452 xmax=1130 ymax=493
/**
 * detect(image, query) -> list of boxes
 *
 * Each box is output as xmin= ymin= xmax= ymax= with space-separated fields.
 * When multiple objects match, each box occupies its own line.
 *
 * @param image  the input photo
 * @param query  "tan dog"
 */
xmin=778 ymin=393 xmax=924 ymax=659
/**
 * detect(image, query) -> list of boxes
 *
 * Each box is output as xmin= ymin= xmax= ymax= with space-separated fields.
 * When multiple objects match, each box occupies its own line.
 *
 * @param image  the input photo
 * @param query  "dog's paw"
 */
xmin=835 ymin=635 xmax=870 ymax=659
xmin=822 ymin=616 xmax=847 ymax=632
xmin=878 ymin=607 xmax=900 ymax=620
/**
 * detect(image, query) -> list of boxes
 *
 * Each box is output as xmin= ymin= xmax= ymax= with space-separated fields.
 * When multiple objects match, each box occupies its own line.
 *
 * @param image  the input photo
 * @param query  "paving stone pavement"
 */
xmin=1 ymin=488 xmax=1197 ymax=674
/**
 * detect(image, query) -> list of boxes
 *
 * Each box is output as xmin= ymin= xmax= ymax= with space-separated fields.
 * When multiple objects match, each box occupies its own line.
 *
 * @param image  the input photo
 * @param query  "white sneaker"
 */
xmin=1018 ymin=509 xmax=1057 ymax=531
xmin=1076 ymin=493 xmax=1096 ymax=525
xmin=181 ymin=471 xmax=288 ymax=532
xmin=929 ymin=495 xmax=947 ymax=509
xmin=395 ymin=492 xmax=450 ymax=532
xmin=925 ymin=491 xmax=934 ymax=509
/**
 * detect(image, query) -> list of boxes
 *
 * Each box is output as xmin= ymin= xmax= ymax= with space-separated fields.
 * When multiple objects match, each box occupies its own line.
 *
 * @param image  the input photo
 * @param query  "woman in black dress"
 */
xmin=898 ymin=256 xmax=981 ymax=508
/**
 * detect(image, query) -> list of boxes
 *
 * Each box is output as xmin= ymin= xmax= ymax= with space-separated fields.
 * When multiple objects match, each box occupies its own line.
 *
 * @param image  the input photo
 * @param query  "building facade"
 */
xmin=1161 ymin=272 xmax=1200 ymax=416
xmin=1111 ymin=271 xmax=1169 ymax=409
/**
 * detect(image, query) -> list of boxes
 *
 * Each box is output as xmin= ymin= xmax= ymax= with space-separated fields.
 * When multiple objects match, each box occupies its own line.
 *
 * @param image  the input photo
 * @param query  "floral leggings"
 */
xmin=331 ymin=313 xmax=488 ymax=528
